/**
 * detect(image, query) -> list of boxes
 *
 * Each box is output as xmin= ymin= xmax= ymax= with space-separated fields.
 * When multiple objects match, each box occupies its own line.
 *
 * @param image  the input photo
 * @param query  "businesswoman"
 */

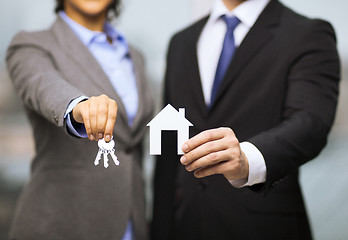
xmin=6 ymin=0 xmax=153 ymax=239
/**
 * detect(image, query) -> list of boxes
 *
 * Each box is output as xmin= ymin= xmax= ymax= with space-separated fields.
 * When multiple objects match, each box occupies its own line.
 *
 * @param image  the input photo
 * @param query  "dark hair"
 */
xmin=55 ymin=0 xmax=121 ymax=19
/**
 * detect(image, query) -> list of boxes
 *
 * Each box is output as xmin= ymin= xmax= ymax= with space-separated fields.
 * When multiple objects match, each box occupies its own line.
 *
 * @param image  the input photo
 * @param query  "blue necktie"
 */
xmin=210 ymin=16 xmax=240 ymax=106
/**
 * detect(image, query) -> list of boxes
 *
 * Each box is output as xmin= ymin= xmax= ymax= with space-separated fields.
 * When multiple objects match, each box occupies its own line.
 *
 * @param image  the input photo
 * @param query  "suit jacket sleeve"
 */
xmin=249 ymin=20 xmax=340 ymax=191
xmin=6 ymin=31 xmax=84 ymax=129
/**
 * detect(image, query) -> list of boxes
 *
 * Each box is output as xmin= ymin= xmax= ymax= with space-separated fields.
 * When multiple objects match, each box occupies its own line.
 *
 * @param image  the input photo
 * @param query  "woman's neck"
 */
xmin=65 ymin=6 xmax=106 ymax=32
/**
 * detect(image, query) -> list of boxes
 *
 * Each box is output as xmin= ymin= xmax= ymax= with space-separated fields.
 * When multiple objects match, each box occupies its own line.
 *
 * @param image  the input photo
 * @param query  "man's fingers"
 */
xmin=193 ymin=160 xmax=237 ymax=179
xmin=185 ymin=148 xmax=228 ymax=172
xmin=182 ymin=127 xmax=233 ymax=153
xmin=193 ymin=163 xmax=223 ymax=178
xmin=181 ymin=137 xmax=227 ymax=165
xmin=194 ymin=157 xmax=248 ymax=180
xmin=179 ymin=127 xmax=247 ymax=179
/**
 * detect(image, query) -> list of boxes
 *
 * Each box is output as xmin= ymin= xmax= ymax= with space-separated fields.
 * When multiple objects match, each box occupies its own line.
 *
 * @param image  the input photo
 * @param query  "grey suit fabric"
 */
xmin=6 ymin=16 xmax=153 ymax=240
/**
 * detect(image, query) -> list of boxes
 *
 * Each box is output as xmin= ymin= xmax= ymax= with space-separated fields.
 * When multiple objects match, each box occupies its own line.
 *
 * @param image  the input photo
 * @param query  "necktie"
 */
xmin=210 ymin=15 xmax=240 ymax=106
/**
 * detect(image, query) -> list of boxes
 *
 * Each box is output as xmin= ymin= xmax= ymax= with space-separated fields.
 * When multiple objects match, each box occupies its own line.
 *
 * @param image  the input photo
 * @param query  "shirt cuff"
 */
xmin=229 ymin=141 xmax=266 ymax=188
xmin=64 ymin=96 xmax=89 ymax=138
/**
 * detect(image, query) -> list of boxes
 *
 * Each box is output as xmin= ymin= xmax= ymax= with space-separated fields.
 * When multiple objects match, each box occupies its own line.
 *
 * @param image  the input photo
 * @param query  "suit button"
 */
xmin=198 ymin=181 xmax=206 ymax=191
xmin=53 ymin=114 xmax=59 ymax=124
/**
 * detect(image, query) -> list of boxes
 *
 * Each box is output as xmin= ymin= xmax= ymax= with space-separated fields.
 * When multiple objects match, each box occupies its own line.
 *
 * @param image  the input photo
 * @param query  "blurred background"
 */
xmin=0 ymin=0 xmax=347 ymax=239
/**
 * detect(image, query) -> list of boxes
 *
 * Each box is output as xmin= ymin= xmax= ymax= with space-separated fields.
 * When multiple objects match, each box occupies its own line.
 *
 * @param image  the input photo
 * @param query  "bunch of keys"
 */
xmin=94 ymin=137 xmax=120 ymax=168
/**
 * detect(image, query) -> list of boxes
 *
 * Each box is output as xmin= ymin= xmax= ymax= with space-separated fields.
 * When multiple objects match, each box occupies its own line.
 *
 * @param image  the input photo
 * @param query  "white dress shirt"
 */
xmin=197 ymin=0 xmax=270 ymax=187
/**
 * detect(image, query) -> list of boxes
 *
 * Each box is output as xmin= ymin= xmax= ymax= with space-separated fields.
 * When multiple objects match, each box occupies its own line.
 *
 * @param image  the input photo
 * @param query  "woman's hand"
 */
xmin=72 ymin=94 xmax=118 ymax=142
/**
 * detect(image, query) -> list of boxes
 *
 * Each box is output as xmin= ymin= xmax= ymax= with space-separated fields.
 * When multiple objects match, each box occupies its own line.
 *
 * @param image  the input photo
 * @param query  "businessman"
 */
xmin=152 ymin=0 xmax=340 ymax=239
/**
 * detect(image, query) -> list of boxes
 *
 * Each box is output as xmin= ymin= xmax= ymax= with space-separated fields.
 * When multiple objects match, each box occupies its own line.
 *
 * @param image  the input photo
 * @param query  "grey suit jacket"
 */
xmin=6 ymin=16 xmax=153 ymax=240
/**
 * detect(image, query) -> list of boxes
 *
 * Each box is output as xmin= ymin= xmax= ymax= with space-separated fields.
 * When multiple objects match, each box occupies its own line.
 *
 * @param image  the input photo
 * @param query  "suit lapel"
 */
xmin=185 ymin=17 xmax=210 ymax=117
xmin=51 ymin=17 xmax=131 ymax=138
xmin=211 ymin=0 xmax=281 ymax=109
xmin=129 ymin=46 xmax=146 ymax=132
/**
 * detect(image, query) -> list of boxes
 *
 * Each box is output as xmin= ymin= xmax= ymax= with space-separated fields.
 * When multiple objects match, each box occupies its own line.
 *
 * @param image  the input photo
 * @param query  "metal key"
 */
xmin=102 ymin=139 xmax=120 ymax=166
xmin=94 ymin=148 xmax=103 ymax=166
xmin=94 ymin=137 xmax=119 ymax=168
xmin=110 ymin=149 xmax=120 ymax=166
xmin=103 ymin=149 xmax=109 ymax=168
xmin=102 ymin=138 xmax=113 ymax=150
xmin=94 ymin=140 xmax=105 ymax=166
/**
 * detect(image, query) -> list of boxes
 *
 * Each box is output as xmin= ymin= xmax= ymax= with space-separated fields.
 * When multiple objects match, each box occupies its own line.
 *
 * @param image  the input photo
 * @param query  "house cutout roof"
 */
xmin=147 ymin=104 xmax=193 ymax=155
xmin=147 ymin=104 xmax=193 ymax=129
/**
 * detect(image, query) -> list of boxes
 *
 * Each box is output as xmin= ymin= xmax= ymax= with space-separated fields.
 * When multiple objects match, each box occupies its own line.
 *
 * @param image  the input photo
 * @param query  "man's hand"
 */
xmin=72 ymin=94 xmax=117 ymax=142
xmin=180 ymin=127 xmax=249 ymax=181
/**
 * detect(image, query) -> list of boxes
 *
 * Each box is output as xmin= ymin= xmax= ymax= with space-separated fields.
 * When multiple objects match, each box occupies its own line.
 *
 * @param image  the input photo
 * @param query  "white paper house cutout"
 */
xmin=147 ymin=104 xmax=193 ymax=155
